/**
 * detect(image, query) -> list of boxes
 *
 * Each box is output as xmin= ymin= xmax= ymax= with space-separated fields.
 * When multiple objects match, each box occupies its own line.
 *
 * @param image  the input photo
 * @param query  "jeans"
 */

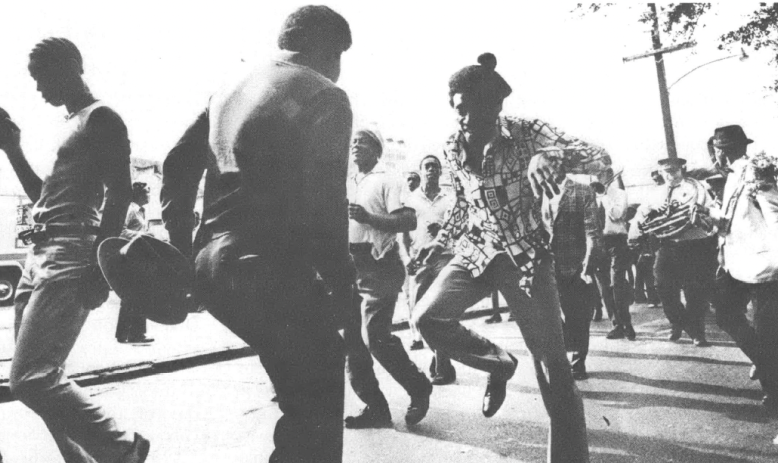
xmin=594 ymin=234 xmax=632 ymax=328
xmin=11 ymin=236 xmax=137 ymax=463
xmin=713 ymin=270 xmax=778 ymax=396
xmin=654 ymin=237 xmax=717 ymax=337
xmin=351 ymin=245 xmax=429 ymax=398
xmin=195 ymin=230 xmax=345 ymax=463
xmin=414 ymin=253 xmax=588 ymax=462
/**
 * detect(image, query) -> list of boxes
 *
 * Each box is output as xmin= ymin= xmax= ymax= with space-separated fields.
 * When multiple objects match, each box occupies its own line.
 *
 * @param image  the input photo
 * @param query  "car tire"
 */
xmin=0 ymin=271 xmax=19 ymax=306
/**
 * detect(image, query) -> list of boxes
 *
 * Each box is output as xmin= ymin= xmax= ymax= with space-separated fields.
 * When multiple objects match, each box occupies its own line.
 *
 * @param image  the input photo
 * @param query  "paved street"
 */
xmin=2 ymin=298 xmax=778 ymax=462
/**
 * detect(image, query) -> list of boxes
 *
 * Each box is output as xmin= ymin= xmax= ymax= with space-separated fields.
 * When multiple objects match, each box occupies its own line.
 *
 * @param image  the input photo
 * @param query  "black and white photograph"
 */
xmin=1 ymin=2 xmax=778 ymax=462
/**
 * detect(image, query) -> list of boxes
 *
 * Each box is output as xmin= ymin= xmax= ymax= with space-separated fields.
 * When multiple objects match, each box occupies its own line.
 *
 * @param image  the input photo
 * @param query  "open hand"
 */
xmin=528 ymin=148 xmax=563 ymax=199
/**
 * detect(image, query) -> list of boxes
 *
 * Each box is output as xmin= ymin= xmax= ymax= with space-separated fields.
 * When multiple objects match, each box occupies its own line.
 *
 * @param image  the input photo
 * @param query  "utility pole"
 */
xmin=623 ymin=3 xmax=695 ymax=160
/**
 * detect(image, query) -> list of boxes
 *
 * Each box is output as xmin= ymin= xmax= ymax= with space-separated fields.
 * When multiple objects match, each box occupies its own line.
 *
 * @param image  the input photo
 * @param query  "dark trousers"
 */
xmin=115 ymin=300 xmax=147 ymax=341
xmin=343 ymin=290 xmax=387 ymax=409
xmin=594 ymin=234 xmax=632 ymax=328
xmin=654 ymin=237 xmax=717 ymax=337
xmin=714 ymin=270 xmax=778 ymax=396
xmin=351 ymin=246 xmax=429 ymax=398
xmin=558 ymin=271 xmax=595 ymax=368
xmin=195 ymin=231 xmax=344 ymax=463
xmin=634 ymin=253 xmax=660 ymax=304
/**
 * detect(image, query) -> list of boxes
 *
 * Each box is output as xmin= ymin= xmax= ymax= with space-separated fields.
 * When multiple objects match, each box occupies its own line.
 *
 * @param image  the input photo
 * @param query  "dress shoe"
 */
xmin=750 ymin=364 xmax=760 ymax=380
xmin=344 ymin=405 xmax=393 ymax=429
xmin=693 ymin=337 xmax=711 ymax=347
xmin=571 ymin=365 xmax=588 ymax=381
xmin=405 ymin=380 xmax=433 ymax=425
xmin=483 ymin=353 xmax=518 ymax=418
xmin=668 ymin=326 xmax=683 ymax=342
xmin=763 ymin=394 xmax=778 ymax=412
xmin=410 ymin=340 xmax=424 ymax=350
xmin=624 ymin=324 xmax=636 ymax=341
xmin=125 ymin=433 xmax=150 ymax=463
xmin=606 ymin=326 xmax=625 ymax=340
xmin=120 ymin=335 xmax=155 ymax=344
xmin=484 ymin=313 xmax=502 ymax=324
xmin=431 ymin=364 xmax=456 ymax=386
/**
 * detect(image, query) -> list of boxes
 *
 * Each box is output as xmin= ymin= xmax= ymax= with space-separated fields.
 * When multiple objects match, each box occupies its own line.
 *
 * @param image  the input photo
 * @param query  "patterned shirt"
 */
xmin=438 ymin=116 xmax=611 ymax=280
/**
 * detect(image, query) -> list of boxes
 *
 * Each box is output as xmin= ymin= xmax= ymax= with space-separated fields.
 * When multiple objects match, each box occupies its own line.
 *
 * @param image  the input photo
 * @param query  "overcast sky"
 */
xmin=1 ymin=1 xmax=776 ymax=193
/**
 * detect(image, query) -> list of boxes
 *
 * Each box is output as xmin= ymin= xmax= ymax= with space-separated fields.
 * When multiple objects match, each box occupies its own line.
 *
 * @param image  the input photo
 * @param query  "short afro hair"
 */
xmin=29 ymin=37 xmax=84 ymax=74
xmin=448 ymin=53 xmax=512 ymax=106
xmin=419 ymin=154 xmax=441 ymax=170
xmin=278 ymin=5 xmax=352 ymax=55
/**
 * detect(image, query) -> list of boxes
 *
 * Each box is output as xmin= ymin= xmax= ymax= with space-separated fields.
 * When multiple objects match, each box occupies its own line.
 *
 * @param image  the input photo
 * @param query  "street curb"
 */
xmin=0 ymin=307 xmax=506 ymax=403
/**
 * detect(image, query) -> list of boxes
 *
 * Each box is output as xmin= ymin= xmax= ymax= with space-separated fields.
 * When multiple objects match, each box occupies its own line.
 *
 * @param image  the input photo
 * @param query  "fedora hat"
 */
xmin=98 ymin=235 xmax=193 ymax=325
xmin=712 ymin=125 xmax=753 ymax=148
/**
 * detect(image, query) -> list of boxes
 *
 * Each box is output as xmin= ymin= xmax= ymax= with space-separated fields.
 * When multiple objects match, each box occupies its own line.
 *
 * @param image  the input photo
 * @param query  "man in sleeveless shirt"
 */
xmin=0 ymin=38 xmax=149 ymax=462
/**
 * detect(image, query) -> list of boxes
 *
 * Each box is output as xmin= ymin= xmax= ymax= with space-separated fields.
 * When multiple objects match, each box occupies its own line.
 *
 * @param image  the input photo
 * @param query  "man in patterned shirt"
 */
xmin=413 ymin=52 xmax=610 ymax=462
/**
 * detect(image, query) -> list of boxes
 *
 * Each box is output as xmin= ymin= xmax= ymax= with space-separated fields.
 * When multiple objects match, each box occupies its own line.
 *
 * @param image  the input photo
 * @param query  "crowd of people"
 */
xmin=0 ymin=4 xmax=776 ymax=463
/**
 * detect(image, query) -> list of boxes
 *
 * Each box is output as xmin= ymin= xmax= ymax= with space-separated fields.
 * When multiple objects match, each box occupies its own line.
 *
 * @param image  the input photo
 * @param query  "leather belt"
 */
xmin=18 ymin=223 xmax=101 ymax=245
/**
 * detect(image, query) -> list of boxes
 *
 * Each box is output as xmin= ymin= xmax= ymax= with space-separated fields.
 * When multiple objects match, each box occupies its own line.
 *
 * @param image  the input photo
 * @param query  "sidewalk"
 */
xmin=0 ymin=292 xmax=498 ymax=398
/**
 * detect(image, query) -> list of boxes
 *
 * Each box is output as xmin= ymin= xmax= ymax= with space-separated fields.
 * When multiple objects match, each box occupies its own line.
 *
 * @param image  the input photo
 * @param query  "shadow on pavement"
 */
xmin=588 ymin=370 xmax=763 ymax=400
xmin=403 ymin=406 xmax=768 ymax=462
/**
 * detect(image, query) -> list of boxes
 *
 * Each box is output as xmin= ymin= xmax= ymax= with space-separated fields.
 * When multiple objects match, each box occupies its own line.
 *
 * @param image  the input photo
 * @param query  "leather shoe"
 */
xmin=571 ymin=363 xmax=588 ymax=381
xmin=119 ymin=335 xmax=155 ymax=344
xmin=668 ymin=326 xmax=682 ymax=342
xmin=484 ymin=313 xmax=502 ymax=324
xmin=750 ymin=364 xmax=760 ymax=380
xmin=763 ymin=394 xmax=778 ymax=412
xmin=624 ymin=324 xmax=636 ymax=341
xmin=693 ymin=337 xmax=711 ymax=347
xmin=344 ymin=405 xmax=392 ymax=429
xmin=592 ymin=308 xmax=603 ymax=322
xmin=410 ymin=340 xmax=424 ymax=351
xmin=405 ymin=381 xmax=433 ymax=426
xmin=126 ymin=433 xmax=150 ymax=463
xmin=606 ymin=326 xmax=625 ymax=339
xmin=431 ymin=364 xmax=456 ymax=386
xmin=483 ymin=353 xmax=518 ymax=418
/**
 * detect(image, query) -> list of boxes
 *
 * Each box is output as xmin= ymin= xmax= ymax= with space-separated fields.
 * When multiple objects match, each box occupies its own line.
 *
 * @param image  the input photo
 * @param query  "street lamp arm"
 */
xmin=668 ymin=50 xmax=749 ymax=90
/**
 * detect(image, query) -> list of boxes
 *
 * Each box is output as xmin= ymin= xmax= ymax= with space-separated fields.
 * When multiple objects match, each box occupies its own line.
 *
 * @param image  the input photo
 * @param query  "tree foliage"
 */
xmin=577 ymin=3 xmax=778 ymax=91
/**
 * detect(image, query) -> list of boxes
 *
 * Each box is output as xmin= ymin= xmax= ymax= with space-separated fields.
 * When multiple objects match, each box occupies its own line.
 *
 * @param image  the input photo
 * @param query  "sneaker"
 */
xmin=606 ymin=326 xmax=625 ymax=339
xmin=410 ymin=340 xmax=424 ymax=351
xmin=405 ymin=381 xmax=433 ymax=426
xmin=624 ymin=324 xmax=636 ymax=341
xmin=484 ymin=313 xmax=502 ymax=324
xmin=344 ymin=405 xmax=392 ymax=429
